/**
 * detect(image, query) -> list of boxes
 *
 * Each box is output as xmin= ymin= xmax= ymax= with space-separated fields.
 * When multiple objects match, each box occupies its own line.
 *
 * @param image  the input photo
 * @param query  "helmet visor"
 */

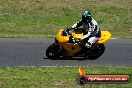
xmin=82 ymin=16 xmax=92 ymax=22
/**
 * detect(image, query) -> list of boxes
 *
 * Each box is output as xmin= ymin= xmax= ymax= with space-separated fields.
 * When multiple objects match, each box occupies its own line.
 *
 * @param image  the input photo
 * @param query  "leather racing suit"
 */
xmin=72 ymin=18 xmax=101 ymax=48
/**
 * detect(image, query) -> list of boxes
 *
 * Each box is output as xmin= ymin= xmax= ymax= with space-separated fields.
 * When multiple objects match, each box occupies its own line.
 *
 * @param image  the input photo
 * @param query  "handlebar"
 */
xmin=62 ymin=27 xmax=80 ymax=44
xmin=69 ymin=35 xmax=79 ymax=44
xmin=62 ymin=27 xmax=72 ymax=36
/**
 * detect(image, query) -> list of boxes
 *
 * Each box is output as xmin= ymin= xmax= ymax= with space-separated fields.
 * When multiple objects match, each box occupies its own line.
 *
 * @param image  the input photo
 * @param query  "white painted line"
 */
xmin=110 ymin=38 xmax=119 ymax=39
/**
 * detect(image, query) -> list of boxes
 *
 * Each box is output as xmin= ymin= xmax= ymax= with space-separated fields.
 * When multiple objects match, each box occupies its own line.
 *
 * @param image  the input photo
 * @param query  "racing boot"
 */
xmin=85 ymin=42 xmax=92 ymax=49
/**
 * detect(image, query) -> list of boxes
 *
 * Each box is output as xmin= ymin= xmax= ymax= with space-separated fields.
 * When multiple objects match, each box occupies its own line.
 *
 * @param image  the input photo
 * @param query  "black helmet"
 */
xmin=82 ymin=11 xmax=92 ymax=22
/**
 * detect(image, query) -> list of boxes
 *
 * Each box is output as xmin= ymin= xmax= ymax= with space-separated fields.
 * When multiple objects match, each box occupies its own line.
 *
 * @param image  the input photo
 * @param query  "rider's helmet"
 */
xmin=82 ymin=11 xmax=92 ymax=23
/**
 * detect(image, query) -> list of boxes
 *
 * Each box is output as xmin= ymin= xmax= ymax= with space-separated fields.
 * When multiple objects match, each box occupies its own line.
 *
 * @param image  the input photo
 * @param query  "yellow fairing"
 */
xmin=97 ymin=31 xmax=111 ymax=44
xmin=56 ymin=29 xmax=111 ymax=44
xmin=56 ymin=29 xmax=70 ymax=43
xmin=56 ymin=29 xmax=83 ymax=42
xmin=56 ymin=29 xmax=111 ymax=56
xmin=56 ymin=29 xmax=81 ymax=56
xmin=72 ymin=32 xmax=83 ymax=39
xmin=59 ymin=43 xmax=81 ymax=56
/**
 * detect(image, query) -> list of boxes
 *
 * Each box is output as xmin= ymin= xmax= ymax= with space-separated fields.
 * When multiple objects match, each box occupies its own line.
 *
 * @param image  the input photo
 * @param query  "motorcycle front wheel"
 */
xmin=46 ymin=43 xmax=61 ymax=59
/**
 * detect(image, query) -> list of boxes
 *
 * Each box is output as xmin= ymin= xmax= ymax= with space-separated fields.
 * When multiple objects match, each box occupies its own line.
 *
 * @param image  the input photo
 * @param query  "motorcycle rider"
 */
xmin=71 ymin=11 xmax=101 ymax=48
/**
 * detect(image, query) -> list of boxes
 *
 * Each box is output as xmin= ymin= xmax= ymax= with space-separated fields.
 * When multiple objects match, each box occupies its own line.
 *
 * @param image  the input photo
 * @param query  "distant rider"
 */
xmin=71 ymin=11 xmax=101 ymax=48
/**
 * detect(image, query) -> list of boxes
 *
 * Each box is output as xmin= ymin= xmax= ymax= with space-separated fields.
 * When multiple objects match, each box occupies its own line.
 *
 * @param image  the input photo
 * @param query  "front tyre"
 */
xmin=46 ymin=43 xmax=60 ymax=59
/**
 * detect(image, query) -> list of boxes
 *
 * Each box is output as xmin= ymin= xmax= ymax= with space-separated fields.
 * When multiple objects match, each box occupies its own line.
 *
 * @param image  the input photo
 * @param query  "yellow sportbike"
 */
xmin=46 ymin=28 xmax=111 ymax=60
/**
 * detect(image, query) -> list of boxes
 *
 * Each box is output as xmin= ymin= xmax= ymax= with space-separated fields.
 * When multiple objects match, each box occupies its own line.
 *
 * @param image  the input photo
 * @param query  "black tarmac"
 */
xmin=0 ymin=38 xmax=132 ymax=66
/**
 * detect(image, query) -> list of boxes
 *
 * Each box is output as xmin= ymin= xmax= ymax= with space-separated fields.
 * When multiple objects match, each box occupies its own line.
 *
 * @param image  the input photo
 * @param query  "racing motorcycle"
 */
xmin=46 ymin=27 xmax=111 ymax=60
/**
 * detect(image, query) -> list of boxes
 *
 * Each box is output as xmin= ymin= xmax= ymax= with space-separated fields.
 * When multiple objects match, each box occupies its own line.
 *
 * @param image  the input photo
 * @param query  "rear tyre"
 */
xmin=46 ymin=43 xmax=60 ymax=59
xmin=85 ymin=44 xmax=105 ymax=60
xmin=89 ymin=44 xmax=105 ymax=60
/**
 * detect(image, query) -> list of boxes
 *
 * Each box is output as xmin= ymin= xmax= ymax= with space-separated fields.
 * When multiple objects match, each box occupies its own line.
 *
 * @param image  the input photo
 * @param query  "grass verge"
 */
xmin=0 ymin=66 xmax=131 ymax=88
xmin=0 ymin=0 xmax=131 ymax=38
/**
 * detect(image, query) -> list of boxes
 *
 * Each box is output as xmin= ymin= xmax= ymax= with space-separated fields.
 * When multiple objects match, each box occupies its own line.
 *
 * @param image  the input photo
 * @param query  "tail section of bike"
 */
xmin=97 ymin=31 xmax=111 ymax=44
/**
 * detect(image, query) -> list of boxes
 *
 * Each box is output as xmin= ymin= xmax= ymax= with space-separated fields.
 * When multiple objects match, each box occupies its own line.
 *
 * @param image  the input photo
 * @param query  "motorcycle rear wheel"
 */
xmin=85 ymin=44 xmax=105 ymax=60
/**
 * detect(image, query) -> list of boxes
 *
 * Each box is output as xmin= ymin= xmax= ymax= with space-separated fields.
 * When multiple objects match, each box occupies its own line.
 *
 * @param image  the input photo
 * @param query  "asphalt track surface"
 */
xmin=0 ymin=38 xmax=132 ymax=66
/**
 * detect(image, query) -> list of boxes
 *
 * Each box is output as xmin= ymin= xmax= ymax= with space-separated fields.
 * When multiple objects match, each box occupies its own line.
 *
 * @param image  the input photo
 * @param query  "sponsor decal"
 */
xmin=84 ymin=74 xmax=129 ymax=83
xmin=76 ymin=66 xmax=130 ymax=84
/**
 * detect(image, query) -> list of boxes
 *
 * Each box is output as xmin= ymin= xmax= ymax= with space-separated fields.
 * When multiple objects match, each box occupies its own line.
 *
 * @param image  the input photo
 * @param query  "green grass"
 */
xmin=0 ymin=66 xmax=132 ymax=88
xmin=0 ymin=0 xmax=132 ymax=38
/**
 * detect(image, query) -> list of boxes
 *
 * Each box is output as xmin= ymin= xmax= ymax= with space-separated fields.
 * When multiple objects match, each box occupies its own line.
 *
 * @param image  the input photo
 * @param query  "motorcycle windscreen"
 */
xmin=56 ymin=29 xmax=70 ymax=43
xmin=97 ymin=31 xmax=111 ymax=44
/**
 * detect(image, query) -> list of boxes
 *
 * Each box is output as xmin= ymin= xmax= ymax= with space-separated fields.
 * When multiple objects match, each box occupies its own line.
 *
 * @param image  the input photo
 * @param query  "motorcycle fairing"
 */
xmin=97 ymin=31 xmax=111 ymax=44
xmin=59 ymin=43 xmax=81 ymax=56
xmin=56 ymin=29 xmax=111 ymax=56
